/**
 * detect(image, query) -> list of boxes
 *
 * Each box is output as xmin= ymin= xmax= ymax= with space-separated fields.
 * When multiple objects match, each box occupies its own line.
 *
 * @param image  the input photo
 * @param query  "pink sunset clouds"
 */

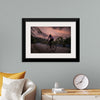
xmin=31 ymin=27 xmax=71 ymax=40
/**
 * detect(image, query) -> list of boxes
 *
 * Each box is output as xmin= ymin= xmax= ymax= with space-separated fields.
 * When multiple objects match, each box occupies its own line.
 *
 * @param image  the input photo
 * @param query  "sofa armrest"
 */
xmin=21 ymin=79 xmax=36 ymax=100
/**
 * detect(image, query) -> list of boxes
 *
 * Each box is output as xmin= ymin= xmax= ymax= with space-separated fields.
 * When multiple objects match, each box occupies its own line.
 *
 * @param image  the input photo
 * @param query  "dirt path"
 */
xmin=31 ymin=43 xmax=70 ymax=53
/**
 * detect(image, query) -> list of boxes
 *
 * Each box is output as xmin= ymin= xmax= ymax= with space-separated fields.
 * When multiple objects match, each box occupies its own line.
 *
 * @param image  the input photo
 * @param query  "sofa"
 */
xmin=21 ymin=79 xmax=36 ymax=100
xmin=0 ymin=71 xmax=36 ymax=100
xmin=0 ymin=78 xmax=36 ymax=100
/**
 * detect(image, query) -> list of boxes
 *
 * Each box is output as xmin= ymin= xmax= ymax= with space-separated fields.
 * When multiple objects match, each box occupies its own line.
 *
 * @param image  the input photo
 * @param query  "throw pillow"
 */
xmin=0 ymin=71 xmax=26 ymax=96
xmin=1 ymin=77 xmax=25 ymax=100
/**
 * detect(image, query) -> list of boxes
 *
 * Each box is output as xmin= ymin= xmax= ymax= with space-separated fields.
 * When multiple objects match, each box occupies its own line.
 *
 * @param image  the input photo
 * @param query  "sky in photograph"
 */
xmin=31 ymin=27 xmax=71 ymax=40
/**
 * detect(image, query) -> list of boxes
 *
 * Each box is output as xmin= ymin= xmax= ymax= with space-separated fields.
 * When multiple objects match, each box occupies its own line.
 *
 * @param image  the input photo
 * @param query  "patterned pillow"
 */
xmin=1 ymin=77 xmax=25 ymax=100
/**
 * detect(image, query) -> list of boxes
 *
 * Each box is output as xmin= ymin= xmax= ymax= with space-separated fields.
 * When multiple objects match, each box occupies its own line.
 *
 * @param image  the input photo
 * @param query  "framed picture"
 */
xmin=22 ymin=18 xmax=80 ymax=62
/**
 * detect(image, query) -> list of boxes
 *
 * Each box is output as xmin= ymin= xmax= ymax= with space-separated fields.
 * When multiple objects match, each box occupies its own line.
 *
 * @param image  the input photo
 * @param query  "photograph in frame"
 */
xmin=22 ymin=18 xmax=80 ymax=62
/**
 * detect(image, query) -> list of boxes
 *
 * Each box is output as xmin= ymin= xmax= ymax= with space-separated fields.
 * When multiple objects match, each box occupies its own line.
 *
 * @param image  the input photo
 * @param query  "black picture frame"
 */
xmin=22 ymin=18 xmax=80 ymax=62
